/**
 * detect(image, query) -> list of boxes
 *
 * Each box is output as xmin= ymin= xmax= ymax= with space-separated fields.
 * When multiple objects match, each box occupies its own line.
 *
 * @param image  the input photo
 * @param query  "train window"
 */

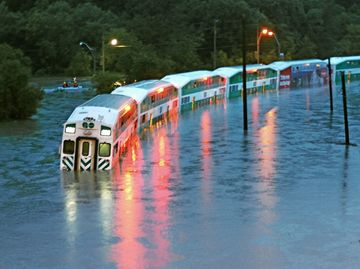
xmin=63 ymin=140 xmax=75 ymax=154
xmin=99 ymin=143 xmax=111 ymax=157
xmin=82 ymin=142 xmax=89 ymax=156
xmin=151 ymin=95 xmax=156 ymax=103
xmin=182 ymin=96 xmax=190 ymax=104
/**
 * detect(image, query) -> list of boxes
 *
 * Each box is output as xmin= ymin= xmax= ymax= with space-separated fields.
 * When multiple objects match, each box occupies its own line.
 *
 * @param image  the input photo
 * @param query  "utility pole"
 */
xmin=341 ymin=71 xmax=350 ymax=145
xmin=213 ymin=19 xmax=219 ymax=69
xmin=101 ymin=33 xmax=105 ymax=73
xmin=242 ymin=18 xmax=248 ymax=132
xmin=328 ymin=57 xmax=333 ymax=112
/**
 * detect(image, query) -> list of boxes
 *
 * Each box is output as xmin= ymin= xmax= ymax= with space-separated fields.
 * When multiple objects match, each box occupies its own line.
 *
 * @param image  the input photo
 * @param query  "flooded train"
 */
xmin=60 ymin=94 xmax=137 ymax=171
xmin=60 ymin=56 xmax=342 ymax=171
xmin=60 ymin=80 xmax=179 ymax=171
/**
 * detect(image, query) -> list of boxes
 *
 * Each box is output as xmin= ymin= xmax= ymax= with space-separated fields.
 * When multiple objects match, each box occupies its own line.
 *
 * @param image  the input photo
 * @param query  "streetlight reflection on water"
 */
xmin=62 ymin=120 xmax=179 ymax=268
xmin=200 ymin=110 xmax=213 ymax=204
xmin=252 ymin=96 xmax=278 ymax=225
xmin=61 ymin=97 xmax=280 ymax=268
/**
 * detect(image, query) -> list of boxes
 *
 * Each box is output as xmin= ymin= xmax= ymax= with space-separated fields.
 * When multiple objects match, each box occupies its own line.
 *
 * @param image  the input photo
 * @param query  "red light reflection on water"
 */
xmin=254 ymin=106 xmax=278 ymax=224
xmin=147 ymin=127 xmax=172 ymax=268
xmin=200 ymin=110 xmax=212 ymax=203
xmin=252 ymin=96 xmax=260 ymax=128
xmin=111 ymin=136 xmax=146 ymax=269
xmin=257 ymin=107 xmax=277 ymax=180
xmin=111 ymin=125 xmax=177 ymax=268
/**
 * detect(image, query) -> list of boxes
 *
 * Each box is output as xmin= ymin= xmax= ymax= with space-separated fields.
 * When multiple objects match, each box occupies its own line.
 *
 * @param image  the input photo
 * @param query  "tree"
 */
xmin=65 ymin=51 xmax=92 ymax=76
xmin=92 ymin=72 xmax=125 ymax=94
xmin=0 ymin=44 xmax=42 ymax=120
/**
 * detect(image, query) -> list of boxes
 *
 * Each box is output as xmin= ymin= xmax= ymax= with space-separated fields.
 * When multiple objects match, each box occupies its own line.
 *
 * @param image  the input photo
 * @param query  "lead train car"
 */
xmin=60 ymin=94 xmax=137 ymax=171
xmin=112 ymin=80 xmax=179 ymax=131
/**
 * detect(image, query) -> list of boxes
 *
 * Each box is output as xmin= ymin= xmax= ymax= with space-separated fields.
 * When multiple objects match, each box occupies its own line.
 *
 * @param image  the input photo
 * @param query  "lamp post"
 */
xmin=101 ymin=36 xmax=128 ymax=73
xmin=79 ymin=41 xmax=96 ymax=75
xmin=213 ymin=19 xmax=219 ymax=69
xmin=256 ymin=28 xmax=282 ymax=63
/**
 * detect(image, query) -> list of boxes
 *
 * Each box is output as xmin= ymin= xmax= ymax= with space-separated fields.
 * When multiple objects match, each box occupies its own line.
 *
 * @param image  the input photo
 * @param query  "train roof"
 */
xmin=81 ymin=94 xmax=131 ymax=109
xmin=112 ymin=80 xmax=175 ymax=103
xmin=66 ymin=94 xmax=132 ymax=126
xmin=269 ymin=59 xmax=326 ymax=70
xmin=214 ymin=64 xmax=274 ymax=78
xmin=162 ymin=70 xmax=218 ymax=88
xmin=330 ymin=56 xmax=360 ymax=65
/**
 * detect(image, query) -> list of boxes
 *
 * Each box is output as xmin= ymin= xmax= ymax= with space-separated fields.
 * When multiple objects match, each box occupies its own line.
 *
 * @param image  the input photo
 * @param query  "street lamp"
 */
xmin=79 ymin=41 xmax=96 ymax=75
xmin=256 ymin=27 xmax=282 ymax=63
xmin=101 ymin=37 xmax=128 ymax=73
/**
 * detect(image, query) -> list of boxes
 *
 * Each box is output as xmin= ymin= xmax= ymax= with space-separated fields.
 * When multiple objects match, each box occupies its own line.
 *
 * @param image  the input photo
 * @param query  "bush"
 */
xmin=92 ymin=72 xmax=125 ymax=94
xmin=0 ymin=43 xmax=43 ymax=120
xmin=65 ymin=51 xmax=92 ymax=77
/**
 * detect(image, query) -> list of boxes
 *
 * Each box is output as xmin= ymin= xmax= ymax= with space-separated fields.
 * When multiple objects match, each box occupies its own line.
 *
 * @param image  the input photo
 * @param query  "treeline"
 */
xmin=1 ymin=0 xmax=360 ymax=79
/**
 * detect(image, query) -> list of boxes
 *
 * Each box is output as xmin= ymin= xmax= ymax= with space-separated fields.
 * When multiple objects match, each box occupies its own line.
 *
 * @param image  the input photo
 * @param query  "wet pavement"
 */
xmin=1 ymin=84 xmax=360 ymax=268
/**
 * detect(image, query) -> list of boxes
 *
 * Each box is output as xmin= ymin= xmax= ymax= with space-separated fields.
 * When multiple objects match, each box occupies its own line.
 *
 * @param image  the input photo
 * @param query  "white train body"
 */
xmin=112 ymin=80 xmax=179 ymax=131
xmin=60 ymin=94 xmax=137 ymax=171
xmin=162 ymin=70 xmax=226 ymax=111
xmin=60 ymin=59 xmax=335 ymax=171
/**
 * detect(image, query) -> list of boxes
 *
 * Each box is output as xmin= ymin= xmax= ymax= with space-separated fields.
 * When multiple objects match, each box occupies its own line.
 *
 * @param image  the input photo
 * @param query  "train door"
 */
xmin=76 ymin=138 xmax=97 ymax=171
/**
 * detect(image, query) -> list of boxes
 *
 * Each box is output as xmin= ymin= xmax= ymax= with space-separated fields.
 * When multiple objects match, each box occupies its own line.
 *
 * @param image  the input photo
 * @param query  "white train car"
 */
xmin=162 ymin=70 xmax=226 ymax=112
xmin=60 ymin=94 xmax=137 ymax=171
xmin=214 ymin=64 xmax=279 ymax=98
xmin=112 ymin=80 xmax=179 ymax=131
xmin=330 ymin=56 xmax=360 ymax=85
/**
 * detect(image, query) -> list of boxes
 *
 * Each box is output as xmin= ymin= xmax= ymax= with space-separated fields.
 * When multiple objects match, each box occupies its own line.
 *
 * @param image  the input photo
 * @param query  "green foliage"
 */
xmin=65 ymin=51 xmax=92 ymax=76
xmin=92 ymin=72 xmax=125 ymax=94
xmin=0 ymin=0 xmax=360 ymax=79
xmin=0 ymin=43 xmax=43 ymax=120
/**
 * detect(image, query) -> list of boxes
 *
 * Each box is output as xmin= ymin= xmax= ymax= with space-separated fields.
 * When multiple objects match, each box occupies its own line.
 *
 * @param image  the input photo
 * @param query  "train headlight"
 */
xmin=100 ymin=126 xmax=111 ymax=136
xmin=65 ymin=124 xmax=76 ymax=134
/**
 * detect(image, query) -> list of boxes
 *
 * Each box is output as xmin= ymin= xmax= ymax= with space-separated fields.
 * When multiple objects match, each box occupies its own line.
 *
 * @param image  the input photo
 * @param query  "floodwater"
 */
xmin=1 ymin=84 xmax=360 ymax=269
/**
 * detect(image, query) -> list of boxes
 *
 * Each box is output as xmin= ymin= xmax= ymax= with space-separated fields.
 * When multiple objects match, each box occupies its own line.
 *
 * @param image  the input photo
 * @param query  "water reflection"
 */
xmin=110 ymin=128 xmax=175 ymax=269
xmin=253 ymin=102 xmax=278 ymax=225
xmin=257 ymin=107 xmax=278 ymax=181
xmin=147 ymin=127 xmax=172 ymax=268
xmin=0 ymin=119 xmax=39 ymax=137
xmin=111 ymin=136 xmax=146 ymax=269
xmin=306 ymin=90 xmax=311 ymax=111
xmin=200 ymin=110 xmax=212 ymax=204
xmin=61 ymin=171 xmax=114 ymax=254
xmin=252 ymin=96 xmax=260 ymax=128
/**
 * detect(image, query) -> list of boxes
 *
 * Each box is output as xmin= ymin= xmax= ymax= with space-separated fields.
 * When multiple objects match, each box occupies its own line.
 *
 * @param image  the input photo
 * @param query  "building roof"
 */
xmin=330 ymin=56 xmax=360 ymax=65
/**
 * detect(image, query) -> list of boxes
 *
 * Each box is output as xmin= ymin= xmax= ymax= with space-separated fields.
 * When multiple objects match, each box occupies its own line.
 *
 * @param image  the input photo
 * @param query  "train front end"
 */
xmin=60 ymin=94 xmax=134 ymax=171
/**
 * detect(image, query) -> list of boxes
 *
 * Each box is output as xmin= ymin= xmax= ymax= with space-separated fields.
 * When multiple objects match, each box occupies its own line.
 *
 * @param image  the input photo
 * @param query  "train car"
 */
xmin=162 ymin=70 xmax=226 ymax=111
xmin=213 ymin=64 xmax=279 ymax=98
xmin=269 ymin=59 xmax=327 ymax=90
xmin=330 ymin=56 xmax=360 ymax=85
xmin=112 ymin=80 xmax=179 ymax=131
xmin=60 ymin=94 xmax=137 ymax=171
